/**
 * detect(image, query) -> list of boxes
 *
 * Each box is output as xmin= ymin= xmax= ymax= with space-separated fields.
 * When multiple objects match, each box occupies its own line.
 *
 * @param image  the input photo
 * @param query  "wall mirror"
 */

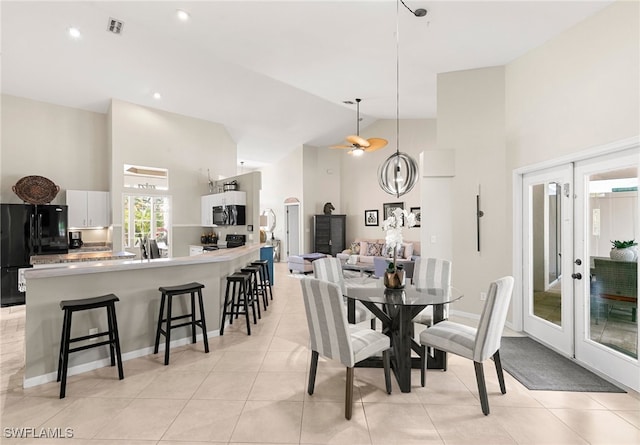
xmin=260 ymin=208 xmax=276 ymax=233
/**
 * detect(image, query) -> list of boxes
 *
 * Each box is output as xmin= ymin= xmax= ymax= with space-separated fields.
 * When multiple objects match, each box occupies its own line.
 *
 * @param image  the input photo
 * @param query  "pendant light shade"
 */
xmin=378 ymin=0 xmax=424 ymax=198
xmin=378 ymin=151 xmax=419 ymax=197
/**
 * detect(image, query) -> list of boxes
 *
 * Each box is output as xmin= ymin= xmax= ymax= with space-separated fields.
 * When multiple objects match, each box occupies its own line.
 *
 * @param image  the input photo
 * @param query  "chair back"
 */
xmin=413 ymin=257 xmax=452 ymax=290
xmin=373 ymin=257 xmax=389 ymax=278
xmin=300 ymin=277 xmax=354 ymax=367
xmin=473 ymin=276 xmax=514 ymax=362
xmin=313 ymin=257 xmax=347 ymax=295
xmin=148 ymin=239 xmax=161 ymax=259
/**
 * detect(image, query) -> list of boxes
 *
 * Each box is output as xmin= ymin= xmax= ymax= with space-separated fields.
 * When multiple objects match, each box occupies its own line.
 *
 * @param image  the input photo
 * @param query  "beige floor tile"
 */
xmin=161 ymin=399 xmax=245 ymax=442
xmin=137 ymin=369 xmax=208 ymax=399
xmin=529 ymin=390 xmax=609 ymax=409
xmin=413 ymin=369 xmax=481 ymax=406
xmin=356 ymin=367 xmax=420 ymax=404
xmin=86 ymin=369 xmax=156 ymax=398
xmin=248 ymin=371 xmax=307 ymax=401
xmin=268 ymin=335 xmax=309 ymax=352
xmin=492 ymin=406 xmax=589 ymax=444
xmin=160 ymin=347 xmax=223 ymax=372
xmin=586 ymin=391 xmax=640 ymax=410
xmin=92 ymin=398 xmax=186 ymax=440
xmin=304 ymin=369 xmax=362 ymax=403
xmin=300 ymin=400 xmax=371 ymax=444
xmin=1 ymin=395 xmax=74 ymax=428
xmin=615 ymin=409 xmax=640 ymax=428
xmin=551 ymin=408 xmax=640 ymax=445
xmin=425 ymin=404 xmax=517 ymax=445
xmin=230 ymin=400 xmax=303 ymax=443
xmin=363 ymin=403 xmax=443 ymax=444
xmin=260 ymin=349 xmax=310 ymax=372
xmin=212 ymin=349 xmax=266 ymax=372
xmin=192 ymin=371 xmax=257 ymax=400
xmin=38 ymin=397 xmax=132 ymax=439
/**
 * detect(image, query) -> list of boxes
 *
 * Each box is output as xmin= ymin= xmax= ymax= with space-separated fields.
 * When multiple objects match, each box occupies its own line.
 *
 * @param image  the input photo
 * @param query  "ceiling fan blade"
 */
xmin=364 ymin=138 xmax=388 ymax=151
xmin=329 ymin=144 xmax=353 ymax=149
xmin=346 ymin=134 xmax=370 ymax=147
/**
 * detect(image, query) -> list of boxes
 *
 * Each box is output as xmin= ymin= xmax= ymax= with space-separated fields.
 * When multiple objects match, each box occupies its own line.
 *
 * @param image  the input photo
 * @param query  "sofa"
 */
xmin=336 ymin=238 xmax=420 ymax=279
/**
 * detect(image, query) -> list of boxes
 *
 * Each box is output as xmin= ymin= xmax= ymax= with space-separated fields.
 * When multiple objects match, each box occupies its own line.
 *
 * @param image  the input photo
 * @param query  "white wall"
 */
xmin=1 ymin=95 xmax=108 ymax=203
xmin=340 ymin=119 xmax=436 ymax=252
xmin=259 ymin=146 xmax=304 ymax=258
xmin=437 ymin=66 xmax=508 ymax=315
xmin=506 ymin=0 xmax=639 ymax=169
xmin=109 ymin=100 xmax=238 ymax=256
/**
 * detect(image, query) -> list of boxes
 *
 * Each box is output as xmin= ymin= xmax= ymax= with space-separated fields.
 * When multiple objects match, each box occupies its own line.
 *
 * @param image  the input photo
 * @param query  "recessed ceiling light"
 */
xmin=176 ymin=9 xmax=190 ymax=21
xmin=68 ymin=27 xmax=81 ymax=39
xmin=153 ymin=92 xmax=162 ymax=100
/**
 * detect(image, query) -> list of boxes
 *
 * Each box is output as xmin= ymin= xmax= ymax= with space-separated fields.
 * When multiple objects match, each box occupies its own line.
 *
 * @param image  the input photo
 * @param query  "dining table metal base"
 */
xmin=350 ymin=299 xmax=448 ymax=393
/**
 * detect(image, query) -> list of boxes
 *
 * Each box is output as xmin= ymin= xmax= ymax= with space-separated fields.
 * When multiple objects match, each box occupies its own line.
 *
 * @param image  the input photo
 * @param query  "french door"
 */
xmin=522 ymin=149 xmax=639 ymax=391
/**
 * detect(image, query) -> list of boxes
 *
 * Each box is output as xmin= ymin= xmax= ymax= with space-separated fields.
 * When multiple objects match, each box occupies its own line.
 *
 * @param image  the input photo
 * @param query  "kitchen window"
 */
xmin=123 ymin=194 xmax=171 ymax=256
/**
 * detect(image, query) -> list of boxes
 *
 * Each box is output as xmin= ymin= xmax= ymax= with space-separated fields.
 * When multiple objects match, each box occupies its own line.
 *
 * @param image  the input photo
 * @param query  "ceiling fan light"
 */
xmin=352 ymin=147 xmax=365 ymax=156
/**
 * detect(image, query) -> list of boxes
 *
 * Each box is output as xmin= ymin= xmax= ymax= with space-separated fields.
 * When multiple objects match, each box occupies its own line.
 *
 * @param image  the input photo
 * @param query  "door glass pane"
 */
xmin=588 ymin=167 xmax=638 ymax=359
xmin=532 ymin=182 xmax=562 ymax=326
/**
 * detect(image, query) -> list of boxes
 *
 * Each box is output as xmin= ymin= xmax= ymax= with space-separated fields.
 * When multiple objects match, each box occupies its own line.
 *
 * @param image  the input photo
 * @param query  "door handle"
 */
xmin=571 ymin=273 xmax=582 ymax=280
xmin=574 ymin=259 xmax=582 ymax=265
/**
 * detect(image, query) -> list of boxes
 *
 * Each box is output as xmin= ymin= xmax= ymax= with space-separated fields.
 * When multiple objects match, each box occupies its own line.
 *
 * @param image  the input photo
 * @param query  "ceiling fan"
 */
xmin=330 ymin=98 xmax=388 ymax=156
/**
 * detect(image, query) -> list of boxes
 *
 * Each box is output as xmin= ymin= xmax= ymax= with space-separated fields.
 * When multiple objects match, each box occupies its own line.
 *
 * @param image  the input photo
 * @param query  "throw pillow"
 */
xmin=402 ymin=243 xmax=414 ymax=259
xmin=366 ymin=242 xmax=383 ymax=257
xmin=350 ymin=241 xmax=361 ymax=255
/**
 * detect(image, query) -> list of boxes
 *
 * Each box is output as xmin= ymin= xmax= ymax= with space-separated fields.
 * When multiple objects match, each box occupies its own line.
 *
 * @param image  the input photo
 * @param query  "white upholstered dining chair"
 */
xmin=300 ymin=277 xmax=391 ymax=419
xmin=313 ymin=257 xmax=377 ymax=326
xmin=419 ymin=276 xmax=514 ymax=415
xmin=412 ymin=257 xmax=452 ymax=326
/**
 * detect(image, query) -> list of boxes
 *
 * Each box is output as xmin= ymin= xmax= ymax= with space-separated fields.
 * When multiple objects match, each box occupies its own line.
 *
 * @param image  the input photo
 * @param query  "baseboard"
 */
xmin=23 ymin=329 xmax=220 ymax=389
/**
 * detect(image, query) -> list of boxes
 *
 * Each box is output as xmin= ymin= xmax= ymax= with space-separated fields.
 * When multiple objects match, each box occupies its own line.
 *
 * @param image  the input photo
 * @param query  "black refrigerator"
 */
xmin=1 ymin=204 xmax=68 ymax=306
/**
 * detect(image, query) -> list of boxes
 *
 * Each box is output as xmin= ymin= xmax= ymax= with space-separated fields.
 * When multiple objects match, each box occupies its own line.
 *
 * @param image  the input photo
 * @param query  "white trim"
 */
xmin=23 ymin=330 xmax=220 ymax=389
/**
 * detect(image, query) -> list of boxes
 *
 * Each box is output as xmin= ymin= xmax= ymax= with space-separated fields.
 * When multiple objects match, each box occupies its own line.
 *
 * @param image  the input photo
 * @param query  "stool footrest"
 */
xmin=69 ymin=331 xmax=111 ymax=343
xmin=69 ymin=340 xmax=114 ymax=354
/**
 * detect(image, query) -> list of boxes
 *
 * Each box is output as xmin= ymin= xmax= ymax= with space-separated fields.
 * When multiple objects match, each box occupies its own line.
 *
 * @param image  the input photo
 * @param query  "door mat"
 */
xmin=499 ymin=337 xmax=625 ymax=393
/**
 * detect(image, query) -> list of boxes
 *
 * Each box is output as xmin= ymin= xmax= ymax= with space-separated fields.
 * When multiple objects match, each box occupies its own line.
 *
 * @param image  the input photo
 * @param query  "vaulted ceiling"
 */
xmin=1 ymin=1 xmax=613 ymax=168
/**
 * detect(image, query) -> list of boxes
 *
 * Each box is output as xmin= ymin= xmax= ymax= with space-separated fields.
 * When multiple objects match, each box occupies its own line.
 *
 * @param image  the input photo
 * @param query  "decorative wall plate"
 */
xmin=12 ymin=175 xmax=60 ymax=204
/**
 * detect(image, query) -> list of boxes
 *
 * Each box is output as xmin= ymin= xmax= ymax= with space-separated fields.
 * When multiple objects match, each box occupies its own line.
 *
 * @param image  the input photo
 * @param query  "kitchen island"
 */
xmin=21 ymin=244 xmax=261 ymax=388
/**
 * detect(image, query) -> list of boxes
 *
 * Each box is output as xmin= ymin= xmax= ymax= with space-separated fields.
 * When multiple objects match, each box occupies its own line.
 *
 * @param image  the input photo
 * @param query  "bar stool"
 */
xmin=57 ymin=294 xmax=124 ymax=399
xmin=251 ymin=259 xmax=273 ymax=301
xmin=221 ymin=272 xmax=256 ymax=335
xmin=241 ymin=264 xmax=267 ymax=313
xmin=154 ymin=282 xmax=209 ymax=365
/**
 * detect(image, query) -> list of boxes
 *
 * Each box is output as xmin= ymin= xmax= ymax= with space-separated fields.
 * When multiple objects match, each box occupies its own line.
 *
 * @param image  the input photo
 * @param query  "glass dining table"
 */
xmin=346 ymin=285 xmax=463 ymax=393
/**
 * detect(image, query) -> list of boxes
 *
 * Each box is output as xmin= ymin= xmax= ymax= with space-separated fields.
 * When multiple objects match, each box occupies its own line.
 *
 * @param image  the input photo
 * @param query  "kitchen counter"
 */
xmin=30 ymin=250 xmax=136 ymax=265
xmin=22 ymin=243 xmax=262 ymax=387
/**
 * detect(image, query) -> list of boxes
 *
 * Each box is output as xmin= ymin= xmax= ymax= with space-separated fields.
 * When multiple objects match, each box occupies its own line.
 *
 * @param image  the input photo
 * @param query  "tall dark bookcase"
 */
xmin=313 ymin=214 xmax=346 ymax=256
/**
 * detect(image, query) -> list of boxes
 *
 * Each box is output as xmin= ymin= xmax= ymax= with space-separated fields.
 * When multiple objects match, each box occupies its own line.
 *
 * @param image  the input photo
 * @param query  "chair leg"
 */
xmin=493 ymin=350 xmax=506 ymax=394
xmin=474 ymin=361 xmax=490 ymax=415
xmin=420 ymin=344 xmax=426 ymax=387
xmin=383 ymin=349 xmax=392 ymax=394
xmin=345 ymin=367 xmax=354 ymax=420
xmin=308 ymin=350 xmax=319 ymax=395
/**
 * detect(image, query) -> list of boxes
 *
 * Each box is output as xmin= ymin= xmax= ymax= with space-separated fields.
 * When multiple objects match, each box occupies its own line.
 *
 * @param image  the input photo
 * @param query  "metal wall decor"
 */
xmin=476 ymin=185 xmax=485 ymax=251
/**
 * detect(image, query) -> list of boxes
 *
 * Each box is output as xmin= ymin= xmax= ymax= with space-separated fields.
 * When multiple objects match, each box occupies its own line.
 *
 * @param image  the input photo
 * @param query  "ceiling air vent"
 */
xmin=107 ymin=17 xmax=124 ymax=34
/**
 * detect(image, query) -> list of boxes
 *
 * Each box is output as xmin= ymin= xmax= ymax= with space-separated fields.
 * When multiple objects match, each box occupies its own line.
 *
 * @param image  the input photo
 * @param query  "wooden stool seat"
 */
xmin=57 ymin=293 xmax=123 ymax=398
xmin=154 ymin=282 xmax=209 ymax=365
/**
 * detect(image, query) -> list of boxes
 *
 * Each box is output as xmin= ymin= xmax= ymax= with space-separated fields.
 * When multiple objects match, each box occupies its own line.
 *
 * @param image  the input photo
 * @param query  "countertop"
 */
xmin=30 ymin=250 xmax=136 ymax=265
xmin=23 ymin=243 xmax=263 ymax=280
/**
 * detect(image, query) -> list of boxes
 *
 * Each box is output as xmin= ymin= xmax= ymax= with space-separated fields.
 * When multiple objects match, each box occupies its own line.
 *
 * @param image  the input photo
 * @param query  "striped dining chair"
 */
xmin=300 ymin=277 xmax=391 ymax=419
xmin=312 ymin=257 xmax=376 ymax=327
xmin=420 ymin=276 xmax=514 ymax=415
xmin=412 ymin=257 xmax=453 ymax=326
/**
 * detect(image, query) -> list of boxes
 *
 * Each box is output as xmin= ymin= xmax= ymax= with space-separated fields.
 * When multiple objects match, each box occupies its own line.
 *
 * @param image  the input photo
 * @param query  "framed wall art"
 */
xmin=364 ymin=210 xmax=379 ymax=226
xmin=383 ymin=202 xmax=404 ymax=220
xmin=410 ymin=207 xmax=421 ymax=227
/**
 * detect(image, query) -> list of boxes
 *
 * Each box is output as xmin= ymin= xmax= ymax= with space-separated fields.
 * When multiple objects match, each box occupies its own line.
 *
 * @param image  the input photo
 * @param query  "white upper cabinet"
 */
xmin=67 ymin=190 xmax=110 ymax=228
xmin=201 ymin=191 xmax=246 ymax=226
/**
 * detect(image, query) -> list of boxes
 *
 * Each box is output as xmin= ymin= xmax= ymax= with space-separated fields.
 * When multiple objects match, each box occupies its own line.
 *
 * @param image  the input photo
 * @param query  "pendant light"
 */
xmin=378 ymin=0 xmax=425 ymax=198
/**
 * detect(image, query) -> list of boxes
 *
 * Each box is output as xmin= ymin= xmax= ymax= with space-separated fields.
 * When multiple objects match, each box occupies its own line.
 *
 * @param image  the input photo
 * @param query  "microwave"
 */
xmin=212 ymin=205 xmax=246 ymax=226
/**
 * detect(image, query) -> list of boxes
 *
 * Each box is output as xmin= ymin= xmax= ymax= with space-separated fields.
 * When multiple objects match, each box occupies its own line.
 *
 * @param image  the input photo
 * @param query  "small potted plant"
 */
xmin=610 ymin=239 xmax=638 ymax=261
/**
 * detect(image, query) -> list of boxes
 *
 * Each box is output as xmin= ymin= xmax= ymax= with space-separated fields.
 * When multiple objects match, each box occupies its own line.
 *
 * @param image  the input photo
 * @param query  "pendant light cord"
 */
xmin=396 ymin=0 xmax=400 ymax=156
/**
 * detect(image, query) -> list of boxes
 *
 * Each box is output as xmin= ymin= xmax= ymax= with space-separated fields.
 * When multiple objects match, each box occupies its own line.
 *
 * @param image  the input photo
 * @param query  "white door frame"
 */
xmin=521 ymin=164 xmax=574 ymax=356
xmin=573 ymin=148 xmax=639 ymax=390
xmin=512 ymin=136 xmax=639 ymax=332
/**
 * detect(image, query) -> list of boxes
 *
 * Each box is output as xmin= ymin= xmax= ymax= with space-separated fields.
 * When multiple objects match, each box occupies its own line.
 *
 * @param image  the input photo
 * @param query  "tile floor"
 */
xmin=1 ymin=263 xmax=639 ymax=444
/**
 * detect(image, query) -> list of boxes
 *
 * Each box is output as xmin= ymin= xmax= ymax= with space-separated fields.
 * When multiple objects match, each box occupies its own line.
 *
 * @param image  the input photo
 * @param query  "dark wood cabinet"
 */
xmin=313 ymin=214 xmax=346 ymax=256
